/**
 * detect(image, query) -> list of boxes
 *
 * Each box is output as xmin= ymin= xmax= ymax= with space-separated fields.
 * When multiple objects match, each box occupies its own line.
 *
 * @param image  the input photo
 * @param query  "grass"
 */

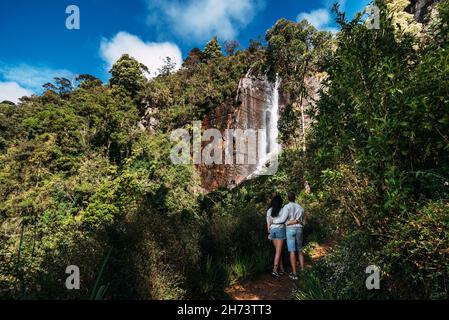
xmin=194 ymin=247 xmax=273 ymax=299
xmin=226 ymin=248 xmax=272 ymax=286
xmin=293 ymin=269 xmax=336 ymax=300
xmin=90 ymin=247 xmax=112 ymax=300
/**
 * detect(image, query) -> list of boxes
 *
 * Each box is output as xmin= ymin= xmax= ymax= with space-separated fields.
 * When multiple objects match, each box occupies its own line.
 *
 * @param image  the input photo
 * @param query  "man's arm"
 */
xmin=286 ymin=208 xmax=305 ymax=226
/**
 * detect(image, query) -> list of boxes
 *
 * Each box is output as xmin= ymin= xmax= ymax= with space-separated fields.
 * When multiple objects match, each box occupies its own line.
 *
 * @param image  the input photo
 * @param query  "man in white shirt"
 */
xmin=272 ymin=192 xmax=305 ymax=280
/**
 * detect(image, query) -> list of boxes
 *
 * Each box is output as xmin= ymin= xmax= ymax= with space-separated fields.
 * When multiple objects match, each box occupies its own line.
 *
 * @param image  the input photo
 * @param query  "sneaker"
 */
xmin=272 ymin=271 xmax=281 ymax=277
xmin=289 ymin=273 xmax=298 ymax=280
xmin=279 ymin=271 xmax=285 ymax=276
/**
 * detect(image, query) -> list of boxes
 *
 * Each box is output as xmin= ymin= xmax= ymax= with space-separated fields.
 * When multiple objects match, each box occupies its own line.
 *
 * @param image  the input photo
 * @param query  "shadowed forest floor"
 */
xmin=225 ymin=241 xmax=333 ymax=300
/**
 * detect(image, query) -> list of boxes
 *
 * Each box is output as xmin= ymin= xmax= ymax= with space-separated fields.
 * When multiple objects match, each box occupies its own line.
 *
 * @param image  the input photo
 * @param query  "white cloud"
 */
xmin=296 ymin=0 xmax=348 ymax=34
xmin=0 ymin=64 xmax=75 ymax=92
xmin=146 ymin=0 xmax=264 ymax=42
xmin=297 ymin=8 xmax=332 ymax=30
xmin=0 ymin=82 xmax=33 ymax=103
xmin=299 ymin=0 xmax=370 ymax=33
xmin=0 ymin=63 xmax=75 ymax=102
xmin=100 ymin=31 xmax=182 ymax=77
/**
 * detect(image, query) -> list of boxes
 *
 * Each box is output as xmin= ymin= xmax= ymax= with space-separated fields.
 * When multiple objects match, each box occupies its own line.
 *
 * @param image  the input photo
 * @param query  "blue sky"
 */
xmin=0 ymin=0 xmax=370 ymax=102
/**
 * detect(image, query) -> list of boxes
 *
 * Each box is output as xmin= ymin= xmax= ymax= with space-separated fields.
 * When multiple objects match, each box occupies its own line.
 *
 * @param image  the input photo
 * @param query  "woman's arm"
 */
xmin=271 ymin=208 xmax=289 ymax=224
xmin=266 ymin=209 xmax=272 ymax=240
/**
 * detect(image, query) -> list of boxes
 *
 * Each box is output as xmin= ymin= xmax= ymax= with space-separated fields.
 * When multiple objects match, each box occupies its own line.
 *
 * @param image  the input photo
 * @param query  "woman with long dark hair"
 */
xmin=266 ymin=195 xmax=286 ymax=277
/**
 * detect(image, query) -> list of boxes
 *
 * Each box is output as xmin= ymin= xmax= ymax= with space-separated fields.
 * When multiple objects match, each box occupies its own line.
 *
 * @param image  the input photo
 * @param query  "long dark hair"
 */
xmin=269 ymin=195 xmax=283 ymax=218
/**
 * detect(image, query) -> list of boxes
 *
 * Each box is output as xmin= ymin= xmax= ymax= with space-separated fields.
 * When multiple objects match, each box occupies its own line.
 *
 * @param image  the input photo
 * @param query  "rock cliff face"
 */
xmin=385 ymin=0 xmax=442 ymax=38
xmin=406 ymin=0 xmax=442 ymax=23
xmin=199 ymin=74 xmax=289 ymax=191
xmin=297 ymin=74 xmax=326 ymax=143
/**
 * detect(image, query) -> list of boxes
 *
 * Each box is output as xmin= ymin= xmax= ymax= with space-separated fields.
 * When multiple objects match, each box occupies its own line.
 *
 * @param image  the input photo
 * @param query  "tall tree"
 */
xmin=54 ymin=77 xmax=73 ymax=96
xmin=224 ymin=40 xmax=240 ymax=56
xmin=203 ymin=36 xmax=223 ymax=61
xmin=76 ymin=74 xmax=103 ymax=90
xmin=182 ymin=48 xmax=206 ymax=70
xmin=266 ymin=19 xmax=333 ymax=152
xmin=109 ymin=54 xmax=148 ymax=97
xmin=158 ymin=57 xmax=177 ymax=76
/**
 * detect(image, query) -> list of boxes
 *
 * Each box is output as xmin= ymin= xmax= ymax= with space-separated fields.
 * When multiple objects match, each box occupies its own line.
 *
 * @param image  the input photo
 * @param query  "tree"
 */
xmin=158 ymin=57 xmax=177 ymax=76
xmin=183 ymin=48 xmax=205 ymax=67
xmin=109 ymin=54 xmax=148 ymax=97
xmin=182 ymin=48 xmax=206 ymax=72
xmin=54 ymin=77 xmax=73 ymax=97
xmin=266 ymin=19 xmax=333 ymax=152
xmin=203 ymin=36 xmax=223 ymax=61
xmin=76 ymin=74 xmax=103 ymax=90
xmin=303 ymin=1 xmax=449 ymax=298
xmin=42 ymin=78 xmax=73 ymax=97
xmin=248 ymin=38 xmax=263 ymax=54
xmin=43 ymin=82 xmax=57 ymax=92
xmin=224 ymin=40 xmax=240 ymax=56
xmin=0 ymin=102 xmax=22 ymax=150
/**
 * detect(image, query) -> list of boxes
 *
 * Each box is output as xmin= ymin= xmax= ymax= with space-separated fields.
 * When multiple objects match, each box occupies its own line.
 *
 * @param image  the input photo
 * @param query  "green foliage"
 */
xmin=1 ymin=1 xmax=448 ymax=300
xmin=293 ymin=269 xmax=337 ymax=300
xmin=380 ymin=200 xmax=449 ymax=299
xmin=0 ymin=103 xmax=24 ymax=151
xmin=265 ymin=18 xmax=333 ymax=94
xmin=223 ymin=40 xmax=240 ymax=56
xmin=204 ymin=36 xmax=224 ymax=61
xmin=227 ymin=257 xmax=256 ymax=286
xmin=109 ymin=54 xmax=148 ymax=98
xmin=141 ymin=47 xmax=261 ymax=131
xmin=296 ymin=1 xmax=449 ymax=299
xmin=265 ymin=19 xmax=333 ymax=147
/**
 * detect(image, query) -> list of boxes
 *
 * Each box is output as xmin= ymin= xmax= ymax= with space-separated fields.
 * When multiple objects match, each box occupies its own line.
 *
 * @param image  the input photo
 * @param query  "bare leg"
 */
xmin=290 ymin=251 xmax=297 ymax=275
xmin=298 ymin=251 xmax=305 ymax=272
xmin=273 ymin=240 xmax=283 ymax=272
xmin=279 ymin=253 xmax=285 ymax=273
xmin=272 ymin=240 xmax=278 ymax=272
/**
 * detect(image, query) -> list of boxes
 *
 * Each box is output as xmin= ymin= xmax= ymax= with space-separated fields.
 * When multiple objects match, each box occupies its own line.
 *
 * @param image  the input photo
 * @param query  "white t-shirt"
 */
xmin=272 ymin=202 xmax=304 ymax=228
xmin=266 ymin=208 xmax=286 ymax=229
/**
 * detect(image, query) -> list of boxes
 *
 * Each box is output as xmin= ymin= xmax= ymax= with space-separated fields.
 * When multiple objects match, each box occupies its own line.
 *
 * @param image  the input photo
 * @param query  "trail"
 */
xmin=225 ymin=241 xmax=333 ymax=300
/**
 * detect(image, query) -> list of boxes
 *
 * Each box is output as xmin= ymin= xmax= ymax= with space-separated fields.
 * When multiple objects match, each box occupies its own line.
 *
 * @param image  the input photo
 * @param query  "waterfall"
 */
xmin=251 ymin=75 xmax=282 ymax=178
xmin=268 ymin=75 xmax=281 ymax=156
xmin=200 ymin=71 xmax=284 ymax=190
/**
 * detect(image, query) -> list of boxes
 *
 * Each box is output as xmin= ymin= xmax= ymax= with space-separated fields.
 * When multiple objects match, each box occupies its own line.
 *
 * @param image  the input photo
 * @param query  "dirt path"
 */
xmin=225 ymin=273 xmax=296 ymax=300
xmin=225 ymin=241 xmax=333 ymax=300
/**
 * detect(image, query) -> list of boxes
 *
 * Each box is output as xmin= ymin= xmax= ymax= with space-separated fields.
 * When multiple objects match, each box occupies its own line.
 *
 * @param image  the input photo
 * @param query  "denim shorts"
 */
xmin=270 ymin=227 xmax=286 ymax=240
xmin=286 ymin=227 xmax=303 ymax=252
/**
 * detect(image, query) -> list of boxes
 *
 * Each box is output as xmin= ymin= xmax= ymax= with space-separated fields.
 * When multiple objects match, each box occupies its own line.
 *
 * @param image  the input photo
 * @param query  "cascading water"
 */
xmin=250 ymin=75 xmax=282 ymax=178
xmin=200 ymin=72 xmax=285 ymax=190
xmin=268 ymin=75 xmax=282 ymax=156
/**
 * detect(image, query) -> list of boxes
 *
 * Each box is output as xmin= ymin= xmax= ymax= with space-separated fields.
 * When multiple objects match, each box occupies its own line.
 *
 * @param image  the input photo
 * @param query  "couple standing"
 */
xmin=266 ymin=192 xmax=305 ymax=280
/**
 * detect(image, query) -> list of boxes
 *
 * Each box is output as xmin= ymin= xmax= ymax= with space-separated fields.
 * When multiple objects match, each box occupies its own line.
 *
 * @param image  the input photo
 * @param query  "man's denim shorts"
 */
xmin=270 ymin=227 xmax=286 ymax=240
xmin=286 ymin=227 xmax=303 ymax=252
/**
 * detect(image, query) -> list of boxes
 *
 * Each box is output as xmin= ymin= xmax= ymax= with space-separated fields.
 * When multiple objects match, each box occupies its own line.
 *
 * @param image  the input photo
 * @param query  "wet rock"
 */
xmin=198 ymin=73 xmax=289 ymax=191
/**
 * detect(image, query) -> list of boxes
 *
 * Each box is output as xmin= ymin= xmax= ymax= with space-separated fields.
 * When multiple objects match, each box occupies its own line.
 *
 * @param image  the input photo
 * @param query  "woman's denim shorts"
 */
xmin=270 ymin=227 xmax=286 ymax=240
